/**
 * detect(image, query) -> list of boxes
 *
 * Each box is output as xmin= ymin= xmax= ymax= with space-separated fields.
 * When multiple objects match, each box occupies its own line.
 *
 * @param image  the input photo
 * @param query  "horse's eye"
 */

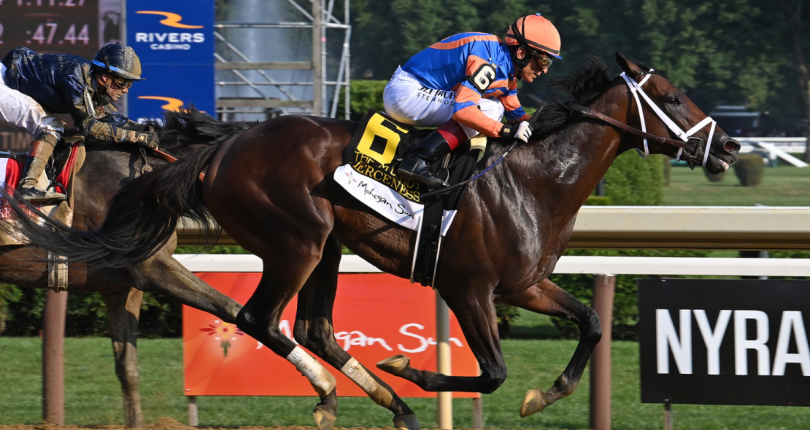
xmin=667 ymin=95 xmax=681 ymax=105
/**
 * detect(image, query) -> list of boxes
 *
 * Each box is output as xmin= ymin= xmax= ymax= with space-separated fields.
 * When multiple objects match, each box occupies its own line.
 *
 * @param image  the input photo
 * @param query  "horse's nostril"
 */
xmin=724 ymin=140 xmax=741 ymax=153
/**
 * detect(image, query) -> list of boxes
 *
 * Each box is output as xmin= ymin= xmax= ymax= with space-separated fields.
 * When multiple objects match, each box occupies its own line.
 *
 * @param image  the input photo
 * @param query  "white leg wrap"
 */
xmin=341 ymin=357 xmax=394 ymax=407
xmin=286 ymin=346 xmax=337 ymax=397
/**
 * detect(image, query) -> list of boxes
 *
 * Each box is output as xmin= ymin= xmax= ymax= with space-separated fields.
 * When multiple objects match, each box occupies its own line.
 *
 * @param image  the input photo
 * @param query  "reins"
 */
xmin=564 ymin=102 xmax=694 ymax=149
xmin=146 ymin=148 xmax=206 ymax=181
xmin=420 ymin=139 xmax=520 ymax=198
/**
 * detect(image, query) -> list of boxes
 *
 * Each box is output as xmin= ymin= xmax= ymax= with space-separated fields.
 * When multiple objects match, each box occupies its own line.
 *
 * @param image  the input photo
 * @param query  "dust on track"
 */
xmin=0 ymin=417 xmax=406 ymax=430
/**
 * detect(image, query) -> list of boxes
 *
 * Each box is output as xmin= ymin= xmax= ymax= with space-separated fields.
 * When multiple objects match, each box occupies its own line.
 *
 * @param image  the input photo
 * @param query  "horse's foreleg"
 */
xmin=100 ymin=287 xmax=144 ymax=428
xmin=498 ymin=278 xmax=601 ymax=417
xmin=294 ymin=236 xmax=418 ymax=430
xmin=136 ymin=248 xmax=243 ymax=323
xmin=231 ymin=227 xmax=341 ymax=430
xmin=377 ymin=288 xmax=508 ymax=394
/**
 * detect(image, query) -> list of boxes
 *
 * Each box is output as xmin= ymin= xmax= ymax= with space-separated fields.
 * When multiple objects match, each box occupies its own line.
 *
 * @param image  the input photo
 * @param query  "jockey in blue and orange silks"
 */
xmin=384 ymin=14 xmax=562 ymax=188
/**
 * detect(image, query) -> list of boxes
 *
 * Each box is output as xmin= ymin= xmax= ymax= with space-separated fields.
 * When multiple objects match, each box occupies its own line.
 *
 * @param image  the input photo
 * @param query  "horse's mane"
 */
xmin=146 ymin=107 xmax=249 ymax=149
xmin=527 ymin=56 xmax=658 ymax=139
xmin=528 ymin=56 xmax=614 ymax=136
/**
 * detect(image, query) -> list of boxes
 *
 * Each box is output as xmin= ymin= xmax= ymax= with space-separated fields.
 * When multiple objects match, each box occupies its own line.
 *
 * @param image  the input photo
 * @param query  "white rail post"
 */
xmin=188 ymin=395 xmax=198 ymax=426
xmin=436 ymin=290 xmax=452 ymax=429
xmin=42 ymin=289 xmax=68 ymax=426
xmin=590 ymin=274 xmax=615 ymax=430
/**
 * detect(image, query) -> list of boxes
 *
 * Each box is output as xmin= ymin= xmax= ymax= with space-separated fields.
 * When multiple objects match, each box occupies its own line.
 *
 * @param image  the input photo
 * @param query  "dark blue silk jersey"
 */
xmin=2 ymin=47 xmax=138 ymax=142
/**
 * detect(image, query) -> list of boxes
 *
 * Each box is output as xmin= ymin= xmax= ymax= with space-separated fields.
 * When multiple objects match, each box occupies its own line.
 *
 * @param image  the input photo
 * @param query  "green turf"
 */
xmin=663 ymin=164 xmax=810 ymax=207
xmin=3 ymin=330 xmax=810 ymax=429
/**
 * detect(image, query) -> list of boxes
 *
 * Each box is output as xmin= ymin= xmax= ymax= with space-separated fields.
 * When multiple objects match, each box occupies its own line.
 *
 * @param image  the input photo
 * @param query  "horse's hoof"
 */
xmin=393 ymin=413 xmax=421 ymax=430
xmin=377 ymin=354 xmax=410 ymax=376
xmin=313 ymin=405 xmax=337 ymax=430
xmin=520 ymin=387 xmax=548 ymax=417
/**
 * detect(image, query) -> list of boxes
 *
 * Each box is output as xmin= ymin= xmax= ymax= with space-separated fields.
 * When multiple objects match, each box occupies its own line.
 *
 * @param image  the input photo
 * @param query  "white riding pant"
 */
xmin=383 ymin=66 xmax=504 ymax=139
xmin=0 ymin=62 xmax=65 ymax=138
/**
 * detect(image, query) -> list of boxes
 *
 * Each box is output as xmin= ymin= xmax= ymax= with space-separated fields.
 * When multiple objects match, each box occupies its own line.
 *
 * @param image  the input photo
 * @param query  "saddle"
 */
xmin=335 ymin=110 xmax=488 ymax=287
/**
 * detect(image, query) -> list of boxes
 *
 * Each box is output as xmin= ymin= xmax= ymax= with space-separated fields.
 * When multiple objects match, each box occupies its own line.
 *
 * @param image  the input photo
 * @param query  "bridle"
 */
xmin=140 ymin=147 xmax=206 ymax=181
xmin=568 ymin=70 xmax=718 ymax=169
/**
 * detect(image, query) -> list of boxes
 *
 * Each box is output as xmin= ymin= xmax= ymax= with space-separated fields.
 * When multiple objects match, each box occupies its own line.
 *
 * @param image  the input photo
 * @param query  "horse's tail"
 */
xmin=2 ymin=144 xmax=220 ymax=270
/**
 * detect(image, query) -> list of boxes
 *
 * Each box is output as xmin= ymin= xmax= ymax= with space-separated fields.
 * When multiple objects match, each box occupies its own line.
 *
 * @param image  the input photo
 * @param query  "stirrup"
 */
xmin=397 ymin=158 xmax=449 ymax=189
xmin=17 ymin=185 xmax=66 ymax=203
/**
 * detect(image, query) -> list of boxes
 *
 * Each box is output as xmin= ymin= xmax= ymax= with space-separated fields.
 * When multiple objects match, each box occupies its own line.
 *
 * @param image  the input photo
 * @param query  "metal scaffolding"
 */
xmin=214 ymin=0 xmax=351 ymax=120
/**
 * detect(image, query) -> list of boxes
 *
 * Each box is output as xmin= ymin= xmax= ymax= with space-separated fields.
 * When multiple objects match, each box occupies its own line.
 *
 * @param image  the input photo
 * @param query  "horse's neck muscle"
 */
xmin=461 ymin=92 xmax=626 ymax=276
xmin=499 ymin=95 xmax=624 ymax=213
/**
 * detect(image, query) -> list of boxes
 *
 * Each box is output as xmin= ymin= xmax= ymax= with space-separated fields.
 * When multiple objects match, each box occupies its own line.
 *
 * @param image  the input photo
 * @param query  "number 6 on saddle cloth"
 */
xmin=334 ymin=109 xmax=487 ymax=286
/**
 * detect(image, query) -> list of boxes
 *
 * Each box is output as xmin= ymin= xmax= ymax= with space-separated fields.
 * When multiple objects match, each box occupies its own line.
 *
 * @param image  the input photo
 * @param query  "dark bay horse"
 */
xmin=0 ymin=113 xmax=246 ymax=427
xmin=5 ymin=54 xmax=740 ymax=429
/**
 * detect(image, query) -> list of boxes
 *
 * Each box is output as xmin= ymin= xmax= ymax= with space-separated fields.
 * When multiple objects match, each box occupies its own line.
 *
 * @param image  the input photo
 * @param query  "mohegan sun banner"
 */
xmin=183 ymin=273 xmax=479 ymax=397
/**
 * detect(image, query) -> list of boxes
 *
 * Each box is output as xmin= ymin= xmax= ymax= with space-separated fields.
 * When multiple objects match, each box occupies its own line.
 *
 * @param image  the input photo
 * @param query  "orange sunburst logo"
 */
xmin=200 ymin=320 xmax=244 ymax=357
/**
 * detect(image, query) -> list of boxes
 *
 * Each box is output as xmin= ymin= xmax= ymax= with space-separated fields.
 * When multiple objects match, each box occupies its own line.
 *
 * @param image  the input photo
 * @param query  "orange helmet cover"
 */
xmin=505 ymin=14 xmax=562 ymax=59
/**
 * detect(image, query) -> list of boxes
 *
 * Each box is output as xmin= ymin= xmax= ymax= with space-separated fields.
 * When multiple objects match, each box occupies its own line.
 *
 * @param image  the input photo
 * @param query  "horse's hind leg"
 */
xmin=294 ymin=236 xmax=418 ymax=430
xmin=498 ymin=278 xmax=601 ymax=417
xmin=377 ymin=284 xmax=509 ymax=394
xmin=100 ymin=287 xmax=144 ymax=428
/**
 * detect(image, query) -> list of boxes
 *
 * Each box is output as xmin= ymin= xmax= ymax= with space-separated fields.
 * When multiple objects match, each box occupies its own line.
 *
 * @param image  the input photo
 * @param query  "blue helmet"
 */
xmin=92 ymin=42 xmax=144 ymax=81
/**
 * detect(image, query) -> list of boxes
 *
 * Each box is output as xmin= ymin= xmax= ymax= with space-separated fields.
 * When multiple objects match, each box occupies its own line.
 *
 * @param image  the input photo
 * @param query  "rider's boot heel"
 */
xmin=396 ymin=130 xmax=452 ymax=188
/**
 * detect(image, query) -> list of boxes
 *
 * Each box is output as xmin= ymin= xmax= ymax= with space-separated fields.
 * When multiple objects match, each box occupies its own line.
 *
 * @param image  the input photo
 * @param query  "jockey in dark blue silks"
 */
xmin=0 ymin=42 xmax=158 ymax=202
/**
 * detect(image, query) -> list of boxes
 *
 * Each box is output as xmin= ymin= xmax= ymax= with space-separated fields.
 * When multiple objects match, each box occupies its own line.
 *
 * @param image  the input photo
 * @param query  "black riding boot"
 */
xmin=397 ymin=130 xmax=452 ymax=188
xmin=18 ymin=133 xmax=65 ymax=203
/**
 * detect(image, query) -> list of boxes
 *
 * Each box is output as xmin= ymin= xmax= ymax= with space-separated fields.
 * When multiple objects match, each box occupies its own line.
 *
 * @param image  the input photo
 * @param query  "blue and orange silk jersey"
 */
xmin=401 ymin=32 xmax=526 ymax=138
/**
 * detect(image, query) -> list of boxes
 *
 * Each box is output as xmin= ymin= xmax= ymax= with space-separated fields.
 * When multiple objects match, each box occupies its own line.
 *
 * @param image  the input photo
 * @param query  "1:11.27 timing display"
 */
xmin=0 ymin=0 xmax=99 ymax=59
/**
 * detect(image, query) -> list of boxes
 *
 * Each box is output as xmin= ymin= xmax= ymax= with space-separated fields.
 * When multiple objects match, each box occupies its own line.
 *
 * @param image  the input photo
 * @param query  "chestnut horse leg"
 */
xmin=377 ymin=285 xmax=509 ymax=394
xmin=498 ymin=278 xmax=601 ymax=417
xmin=100 ymin=287 xmax=144 ymax=428
xmin=293 ymin=236 xmax=418 ymax=430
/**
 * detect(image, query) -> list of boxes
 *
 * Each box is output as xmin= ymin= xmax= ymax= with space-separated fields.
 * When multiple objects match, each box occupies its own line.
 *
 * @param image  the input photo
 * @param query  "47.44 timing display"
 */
xmin=0 ymin=0 xmax=99 ymax=59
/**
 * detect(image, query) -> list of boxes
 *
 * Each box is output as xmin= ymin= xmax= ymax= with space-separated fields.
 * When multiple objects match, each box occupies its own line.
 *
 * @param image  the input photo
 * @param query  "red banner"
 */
xmin=183 ymin=273 xmax=479 ymax=398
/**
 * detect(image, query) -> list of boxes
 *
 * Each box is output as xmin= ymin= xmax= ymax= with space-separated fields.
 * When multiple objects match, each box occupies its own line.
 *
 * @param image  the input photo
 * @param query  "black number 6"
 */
xmin=469 ymin=64 xmax=496 ymax=93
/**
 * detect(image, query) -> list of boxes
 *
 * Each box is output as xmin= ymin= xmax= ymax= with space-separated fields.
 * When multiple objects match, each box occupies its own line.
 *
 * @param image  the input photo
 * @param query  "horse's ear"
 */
xmin=615 ymin=53 xmax=645 ymax=78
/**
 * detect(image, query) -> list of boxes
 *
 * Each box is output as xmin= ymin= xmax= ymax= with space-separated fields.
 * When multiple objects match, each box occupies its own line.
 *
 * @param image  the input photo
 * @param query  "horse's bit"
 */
xmin=569 ymin=70 xmax=718 ymax=169
xmin=139 ymin=147 xmax=154 ymax=175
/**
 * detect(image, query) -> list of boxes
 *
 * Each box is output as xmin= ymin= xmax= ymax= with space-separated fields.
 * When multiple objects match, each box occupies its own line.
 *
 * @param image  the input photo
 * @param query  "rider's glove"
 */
xmin=126 ymin=130 xmax=160 ymax=149
xmin=500 ymin=121 xmax=533 ymax=143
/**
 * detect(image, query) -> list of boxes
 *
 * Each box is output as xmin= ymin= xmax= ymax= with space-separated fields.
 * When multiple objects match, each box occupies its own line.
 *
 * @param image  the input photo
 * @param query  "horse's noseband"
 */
xmin=620 ymin=70 xmax=717 ymax=168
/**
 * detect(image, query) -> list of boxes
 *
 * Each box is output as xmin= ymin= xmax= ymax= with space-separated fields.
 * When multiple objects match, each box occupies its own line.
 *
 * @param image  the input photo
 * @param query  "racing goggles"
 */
xmin=531 ymin=50 xmax=553 ymax=68
xmin=112 ymin=76 xmax=134 ymax=89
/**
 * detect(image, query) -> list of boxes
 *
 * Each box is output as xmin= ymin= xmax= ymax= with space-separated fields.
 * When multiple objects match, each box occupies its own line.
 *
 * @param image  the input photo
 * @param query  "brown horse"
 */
xmin=5 ymin=54 xmax=740 ymax=428
xmin=0 ymin=113 xmax=246 ymax=427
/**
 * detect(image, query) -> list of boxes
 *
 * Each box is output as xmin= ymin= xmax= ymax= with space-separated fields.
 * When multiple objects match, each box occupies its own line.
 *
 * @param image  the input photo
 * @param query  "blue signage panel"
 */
xmin=126 ymin=0 xmax=214 ymax=121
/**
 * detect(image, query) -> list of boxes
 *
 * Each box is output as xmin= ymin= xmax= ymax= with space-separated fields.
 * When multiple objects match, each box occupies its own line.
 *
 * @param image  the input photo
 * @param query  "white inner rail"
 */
xmin=174 ymin=254 xmax=810 ymax=277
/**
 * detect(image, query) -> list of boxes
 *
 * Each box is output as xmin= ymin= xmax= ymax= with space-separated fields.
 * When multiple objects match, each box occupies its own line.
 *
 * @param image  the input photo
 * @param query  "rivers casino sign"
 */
xmin=639 ymin=279 xmax=810 ymax=406
xmin=125 ymin=0 xmax=214 ymax=122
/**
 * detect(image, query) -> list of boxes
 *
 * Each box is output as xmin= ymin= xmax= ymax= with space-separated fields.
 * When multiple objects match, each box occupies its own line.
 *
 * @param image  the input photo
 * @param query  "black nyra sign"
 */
xmin=638 ymin=279 xmax=810 ymax=406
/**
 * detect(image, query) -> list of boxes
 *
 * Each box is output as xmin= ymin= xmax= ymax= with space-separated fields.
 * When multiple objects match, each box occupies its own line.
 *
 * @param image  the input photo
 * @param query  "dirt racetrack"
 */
xmin=0 ymin=417 xmax=428 ymax=430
